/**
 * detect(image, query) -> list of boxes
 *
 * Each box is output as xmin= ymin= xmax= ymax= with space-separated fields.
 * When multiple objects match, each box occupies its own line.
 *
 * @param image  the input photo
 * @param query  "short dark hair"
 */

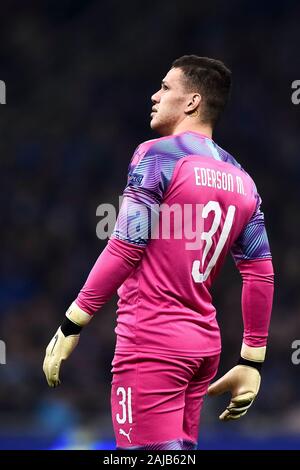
xmin=172 ymin=55 xmax=232 ymax=127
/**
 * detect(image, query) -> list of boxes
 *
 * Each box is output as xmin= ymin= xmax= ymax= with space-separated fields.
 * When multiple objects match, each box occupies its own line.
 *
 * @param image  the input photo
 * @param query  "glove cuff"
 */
xmin=241 ymin=342 xmax=266 ymax=362
xmin=61 ymin=302 xmax=93 ymax=337
xmin=238 ymin=342 xmax=265 ymax=372
xmin=66 ymin=302 xmax=92 ymax=326
xmin=237 ymin=356 xmax=263 ymax=372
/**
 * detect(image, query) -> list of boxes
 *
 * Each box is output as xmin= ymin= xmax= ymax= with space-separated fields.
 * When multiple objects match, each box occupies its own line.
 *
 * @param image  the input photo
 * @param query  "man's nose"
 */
xmin=151 ymin=91 xmax=160 ymax=103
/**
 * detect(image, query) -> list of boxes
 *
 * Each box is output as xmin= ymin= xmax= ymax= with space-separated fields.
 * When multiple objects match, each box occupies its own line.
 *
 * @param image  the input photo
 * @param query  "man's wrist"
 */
xmin=241 ymin=342 xmax=266 ymax=362
xmin=237 ymin=356 xmax=263 ymax=372
xmin=61 ymin=317 xmax=83 ymax=336
xmin=237 ymin=342 xmax=266 ymax=372
xmin=66 ymin=302 xmax=93 ymax=326
xmin=60 ymin=302 xmax=93 ymax=336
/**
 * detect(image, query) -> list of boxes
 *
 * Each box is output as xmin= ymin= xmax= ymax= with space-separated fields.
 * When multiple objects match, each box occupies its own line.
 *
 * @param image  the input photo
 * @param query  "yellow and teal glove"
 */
xmin=207 ymin=343 xmax=265 ymax=421
xmin=43 ymin=302 xmax=92 ymax=387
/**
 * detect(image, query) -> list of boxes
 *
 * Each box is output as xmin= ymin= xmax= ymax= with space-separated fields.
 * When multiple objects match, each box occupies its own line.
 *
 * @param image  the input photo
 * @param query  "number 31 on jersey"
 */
xmin=192 ymin=201 xmax=236 ymax=283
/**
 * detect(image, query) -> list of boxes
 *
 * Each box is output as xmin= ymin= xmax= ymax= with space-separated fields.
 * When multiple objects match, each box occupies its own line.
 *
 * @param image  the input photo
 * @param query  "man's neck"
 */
xmin=172 ymin=120 xmax=213 ymax=139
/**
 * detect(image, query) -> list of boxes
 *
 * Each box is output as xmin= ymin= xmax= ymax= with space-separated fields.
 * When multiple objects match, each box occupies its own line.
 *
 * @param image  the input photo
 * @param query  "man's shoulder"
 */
xmin=130 ymin=135 xmax=183 ymax=169
xmin=136 ymin=134 xmax=179 ymax=155
xmin=215 ymin=143 xmax=255 ymax=183
xmin=214 ymin=142 xmax=241 ymax=168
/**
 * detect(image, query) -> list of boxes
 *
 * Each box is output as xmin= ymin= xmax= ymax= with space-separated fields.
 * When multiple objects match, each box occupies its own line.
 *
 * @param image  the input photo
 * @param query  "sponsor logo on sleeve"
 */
xmin=128 ymin=173 xmax=144 ymax=186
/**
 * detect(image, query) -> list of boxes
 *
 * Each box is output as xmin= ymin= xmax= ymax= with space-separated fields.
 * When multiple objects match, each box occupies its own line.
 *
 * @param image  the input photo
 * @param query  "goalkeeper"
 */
xmin=43 ymin=55 xmax=274 ymax=449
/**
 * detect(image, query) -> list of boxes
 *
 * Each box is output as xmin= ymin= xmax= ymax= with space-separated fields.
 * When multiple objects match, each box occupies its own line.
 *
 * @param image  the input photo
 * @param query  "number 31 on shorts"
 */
xmin=116 ymin=386 xmax=133 ymax=424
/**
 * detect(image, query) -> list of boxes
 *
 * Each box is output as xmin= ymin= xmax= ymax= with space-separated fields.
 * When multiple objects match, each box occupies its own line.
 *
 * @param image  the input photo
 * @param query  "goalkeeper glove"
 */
xmin=207 ymin=343 xmax=265 ymax=421
xmin=43 ymin=302 xmax=92 ymax=387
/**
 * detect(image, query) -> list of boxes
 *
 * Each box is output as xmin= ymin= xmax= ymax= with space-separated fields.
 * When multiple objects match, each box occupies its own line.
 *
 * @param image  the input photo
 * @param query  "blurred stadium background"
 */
xmin=1 ymin=0 xmax=300 ymax=450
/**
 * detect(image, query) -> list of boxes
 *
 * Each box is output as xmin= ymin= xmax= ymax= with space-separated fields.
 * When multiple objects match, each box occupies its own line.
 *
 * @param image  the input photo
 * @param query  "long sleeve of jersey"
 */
xmin=75 ymin=237 xmax=145 ymax=315
xmin=237 ymin=259 xmax=274 ymax=347
xmin=231 ymin=194 xmax=274 ymax=347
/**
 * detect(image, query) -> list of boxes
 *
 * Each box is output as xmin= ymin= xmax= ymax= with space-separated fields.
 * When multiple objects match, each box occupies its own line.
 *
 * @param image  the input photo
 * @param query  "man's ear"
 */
xmin=185 ymin=93 xmax=201 ymax=114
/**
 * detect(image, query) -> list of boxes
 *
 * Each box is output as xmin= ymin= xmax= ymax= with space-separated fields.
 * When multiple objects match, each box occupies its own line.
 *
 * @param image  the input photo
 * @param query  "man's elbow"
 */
xmin=237 ymin=258 xmax=274 ymax=284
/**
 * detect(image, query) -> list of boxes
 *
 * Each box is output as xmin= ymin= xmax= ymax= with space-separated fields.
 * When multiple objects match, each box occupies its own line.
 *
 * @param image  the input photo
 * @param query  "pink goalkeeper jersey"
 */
xmin=76 ymin=131 xmax=273 ymax=357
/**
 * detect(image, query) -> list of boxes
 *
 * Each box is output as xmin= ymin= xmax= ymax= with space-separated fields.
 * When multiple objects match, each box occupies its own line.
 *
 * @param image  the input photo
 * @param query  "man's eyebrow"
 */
xmin=161 ymin=80 xmax=170 ymax=87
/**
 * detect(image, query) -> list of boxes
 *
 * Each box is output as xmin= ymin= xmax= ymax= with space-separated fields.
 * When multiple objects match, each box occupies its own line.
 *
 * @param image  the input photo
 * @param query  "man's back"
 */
xmin=114 ymin=131 xmax=271 ymax=356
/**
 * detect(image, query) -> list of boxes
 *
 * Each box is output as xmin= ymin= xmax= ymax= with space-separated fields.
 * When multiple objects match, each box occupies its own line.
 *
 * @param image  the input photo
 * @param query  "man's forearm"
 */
xmin=237 ymin=258 xmax=274 ymax=348
xmin=75 ymin=237 xmax=145 ymax=315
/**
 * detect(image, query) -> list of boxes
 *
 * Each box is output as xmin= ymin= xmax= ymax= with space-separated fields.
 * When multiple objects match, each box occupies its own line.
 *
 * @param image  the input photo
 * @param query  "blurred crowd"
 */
xmin=1 ymin=0 xmax=300 ymax=446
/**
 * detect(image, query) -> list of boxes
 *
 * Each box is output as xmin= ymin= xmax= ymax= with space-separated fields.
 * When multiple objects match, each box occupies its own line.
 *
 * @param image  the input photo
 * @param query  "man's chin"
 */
xmin=150 ymin=118 xmax=164 ymax=135
xmin=150 ymin=117 xmax=157 ymax=129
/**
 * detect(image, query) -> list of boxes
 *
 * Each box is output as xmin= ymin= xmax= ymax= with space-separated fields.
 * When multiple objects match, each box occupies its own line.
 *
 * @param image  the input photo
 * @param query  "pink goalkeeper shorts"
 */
xmin=111 ymin=351 xmax=220 ymax=448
